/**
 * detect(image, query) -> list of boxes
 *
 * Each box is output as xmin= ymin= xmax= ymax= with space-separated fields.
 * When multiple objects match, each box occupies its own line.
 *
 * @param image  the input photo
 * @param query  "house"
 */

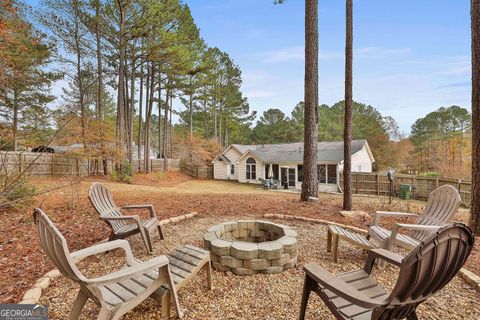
xmin=212 ymin=140 xmax=375 ymax=192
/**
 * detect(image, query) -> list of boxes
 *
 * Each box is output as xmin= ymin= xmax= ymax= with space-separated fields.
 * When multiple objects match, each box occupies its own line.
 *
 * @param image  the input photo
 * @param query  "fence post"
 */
xmin=355 ymin=174 xmax=359 ymax=193
xmin=376 ymin=173 xmax=379 ymax=195
xmin=51 ymin=153 xmax=55 ymax=177
xmin=435 ymin=177 xmax=439 ymax=188
xmin=76 ymin=158 xmax=80 ymax=176
xmin=18 ymin=153 xmax=22 ymax=173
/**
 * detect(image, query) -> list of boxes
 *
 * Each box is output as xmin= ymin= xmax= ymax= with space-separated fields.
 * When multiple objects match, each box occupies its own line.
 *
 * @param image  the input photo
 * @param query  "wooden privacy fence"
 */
xmin=339 ymin=172 xmax=471 ymax=206
xmin=132 ymin=159 xmax=180 ymax=172
xmin=1 ymin=151 xmax=90 ymax=176
xmin=0 ymin=151 xmax=179 ymax=177
xmin=180 ymin=163 xmax=213 ymax=179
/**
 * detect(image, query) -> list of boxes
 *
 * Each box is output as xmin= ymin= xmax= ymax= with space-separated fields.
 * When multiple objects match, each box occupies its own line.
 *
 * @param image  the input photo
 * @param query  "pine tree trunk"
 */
xmin=128 ymin=56 xmax=135 ymax=164
xmin=343 ymin=0 xmax=353 ymax=211
xmin=143 ymin=62 xmax=150 ymax=173
xmin=137 ymin=54 xmax=143 ymax=172
xmin=470 ymin=0 xmax=480 ymax=235
xmin=73 ymin=0 xmax=86 ymax=151
xmin=95 ymin=0 xmax=107 ymax=175
xmin=144 ymin=63 xmax=155 ymax=173
xmin=12 ymin=90 xmax=18 ymax=151
xmin=116 ymin=0 xmax=126 ymax=163
xmin=162 ymin=83 xmax=169 ymax=160
xmin=301 ymin=0 xmax=319 ymax=201
xmin=169 ymin=94 xmax=173 ymax=159
xmin=158 ymin=72 xmax=162 ymax=158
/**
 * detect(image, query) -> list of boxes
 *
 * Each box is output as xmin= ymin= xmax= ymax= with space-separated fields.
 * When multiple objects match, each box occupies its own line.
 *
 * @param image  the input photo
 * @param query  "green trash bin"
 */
xmin=399 ymin=184 xmax=412 ymax=200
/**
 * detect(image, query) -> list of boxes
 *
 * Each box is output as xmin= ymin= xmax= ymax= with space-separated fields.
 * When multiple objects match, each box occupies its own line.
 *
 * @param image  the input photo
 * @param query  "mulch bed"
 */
xmin=1 ymin=174 xmax=479 ymax=305
xmin=39 ymin=217 xmax=480 ymax=319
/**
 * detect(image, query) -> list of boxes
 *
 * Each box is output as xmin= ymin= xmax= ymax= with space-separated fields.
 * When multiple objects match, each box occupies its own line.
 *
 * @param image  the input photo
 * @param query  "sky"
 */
xmin=183 ymin=0 xmax=471 ymax=134
xmin=28 ymin=0 xmax=472 ymax=134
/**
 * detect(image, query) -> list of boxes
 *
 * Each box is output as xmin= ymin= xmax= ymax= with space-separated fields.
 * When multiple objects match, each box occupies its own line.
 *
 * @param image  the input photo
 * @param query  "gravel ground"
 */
xmin=39 ymin=216 xmax=480 ymax=320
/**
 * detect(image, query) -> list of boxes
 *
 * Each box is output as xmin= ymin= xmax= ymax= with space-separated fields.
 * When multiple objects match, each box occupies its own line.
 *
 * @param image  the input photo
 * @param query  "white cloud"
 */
xmin=436 ymin=56 xmax=470 ymax=76
xmin=355 ymin=47 xmax=412 ymax=58
xmin=260 ymin=46 xmax=340 ymax=63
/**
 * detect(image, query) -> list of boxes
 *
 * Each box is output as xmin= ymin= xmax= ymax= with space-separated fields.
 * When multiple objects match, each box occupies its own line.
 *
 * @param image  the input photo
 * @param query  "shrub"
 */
xmin=0 ymin=178 xmax=36 ymax=208
xmin=420 ymin=171 xmax=439 ymax=177
xmin=111 ymin=160 xmax=133 ymax=183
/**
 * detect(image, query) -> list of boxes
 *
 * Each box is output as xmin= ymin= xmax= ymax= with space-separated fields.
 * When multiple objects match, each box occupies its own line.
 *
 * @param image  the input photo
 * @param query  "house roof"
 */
xmin=233 ymin=140 xmax=373 ymax=163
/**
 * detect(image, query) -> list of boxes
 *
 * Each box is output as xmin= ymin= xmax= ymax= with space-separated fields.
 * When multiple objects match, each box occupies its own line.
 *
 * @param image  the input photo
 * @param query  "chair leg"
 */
xmin=327 ymin=230 xmax=332 ymax=252
xmin=97 ymin=307 xmax=114 ymax=320
xmin=161 ymin=291 xmax=171 ymax=320
xmin=206 ymin=260 xmax=213 ymax=290
xmin=139 ymin=227 xmax=152 ymax=254
xmin=69 ymin=289 xmax=88 ymax=320
xmin=406 ymin=310 xmax=419 ymax=320
xmin=158 ymin=224 xmax=165 ymax=240
xmin=166 ymin=266 xmax=183 ymax=319
xmin=299 ymin=275 xmax=313 ymax=320
xmin=332 ymin=234 xmax=339 ymax=263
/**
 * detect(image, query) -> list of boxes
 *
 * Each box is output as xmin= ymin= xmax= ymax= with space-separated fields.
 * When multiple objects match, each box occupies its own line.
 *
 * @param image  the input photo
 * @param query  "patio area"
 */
xmin=38 ymin=216 xmax=480 ymax=320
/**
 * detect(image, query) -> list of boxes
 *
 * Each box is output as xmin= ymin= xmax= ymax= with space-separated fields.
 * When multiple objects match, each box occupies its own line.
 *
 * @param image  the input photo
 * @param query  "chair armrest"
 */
xmin=372 ymin=211 xmax=418 ymax=225
xmin=394 ymin=223 xmax=443 ymax=232
xmin=100 ymin=215 xmax=141 ymax=222
xmin=121 ymin=204 xmax=157 ymax=219
xmin=364 ymin=249 xmax=403 ymax=273
xmin=85 ymin=255 xmax=169 ymax=286
xmin=386 ymin=223 xmax=441 ymax=250
xmin=70 ymin=240 xmax=136 ymax=265
xmin=304 ymin=263 xmax=387 ymax=309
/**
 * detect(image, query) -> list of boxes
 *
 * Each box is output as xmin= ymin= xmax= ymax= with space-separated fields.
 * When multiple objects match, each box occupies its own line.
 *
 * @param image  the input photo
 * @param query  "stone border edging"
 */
xmin=263 ymin=213 xmax=480 ymax=293
xmin=19 ymin=212 xmax=199 ymax=305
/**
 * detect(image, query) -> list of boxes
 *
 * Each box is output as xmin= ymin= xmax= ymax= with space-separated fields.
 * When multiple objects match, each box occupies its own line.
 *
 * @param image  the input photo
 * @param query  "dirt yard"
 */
xmin=0 ymin=172 xmax=478 ymax=307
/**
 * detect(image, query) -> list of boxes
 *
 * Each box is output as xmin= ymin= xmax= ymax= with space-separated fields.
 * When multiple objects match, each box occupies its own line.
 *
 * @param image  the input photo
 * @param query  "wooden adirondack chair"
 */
xmin=89 ymin=182 xmax=164 ymax=254
xmin=33 ymin=208 xmax=183 ymax=320
xmin=368 ymin=184 xmax=461 ymax=251
xmin=299 ymin=223 xmax=474 ymax=320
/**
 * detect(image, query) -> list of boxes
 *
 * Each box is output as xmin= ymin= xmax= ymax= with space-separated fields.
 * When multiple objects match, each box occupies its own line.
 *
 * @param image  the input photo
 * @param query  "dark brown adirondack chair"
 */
xmin=89 ymin=182 xmax=164 ymax=254
xmin=299 ymin=223 xmax=474 ymax=320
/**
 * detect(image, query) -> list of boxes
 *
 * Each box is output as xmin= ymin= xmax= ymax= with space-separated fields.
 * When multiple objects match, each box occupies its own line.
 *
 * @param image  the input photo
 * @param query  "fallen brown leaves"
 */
xmin=0 ymin=173 xmax=478 ymax=304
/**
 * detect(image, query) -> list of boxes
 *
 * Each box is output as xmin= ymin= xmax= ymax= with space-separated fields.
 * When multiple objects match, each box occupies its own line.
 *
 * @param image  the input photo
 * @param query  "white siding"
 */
xmin=213 ymin=146 xmax=243 ymax=181
xmin=238 ymin=154 xmax=263 ymax=184
xmin=213 ymin=160 xmax=228 ymax=180
xmin=224 ymin=147 xmax=242 ymax=162
xmin=351 ymin=145 xmax=373 ymax=172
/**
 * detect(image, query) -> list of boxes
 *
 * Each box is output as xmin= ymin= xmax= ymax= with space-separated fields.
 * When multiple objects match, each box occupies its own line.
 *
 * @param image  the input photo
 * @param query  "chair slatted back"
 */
xmin=375 ymin=223 xmax=474 ymax=320
xmin=412 ymin=185 xmax=461 ymax=241
xmin=33 ymin=208 xmax=84 ymax=282
xmin=88 ymin=183 xmax=125 ymax=233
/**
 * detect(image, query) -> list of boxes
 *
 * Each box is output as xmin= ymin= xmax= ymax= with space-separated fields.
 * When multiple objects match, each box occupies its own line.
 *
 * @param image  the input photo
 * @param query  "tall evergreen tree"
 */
xmin=470 ymin=0 xmax=480 ymax=235
xmin=301 ymin=0 xmax=319 ymax=201
xmin=343 ymin=0 xmax=353 ymax=210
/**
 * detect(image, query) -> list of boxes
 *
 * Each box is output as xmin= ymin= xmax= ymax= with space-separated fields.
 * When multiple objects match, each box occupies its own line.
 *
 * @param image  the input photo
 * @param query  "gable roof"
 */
xmin=233 ymin=140 xmax=374 ymax=163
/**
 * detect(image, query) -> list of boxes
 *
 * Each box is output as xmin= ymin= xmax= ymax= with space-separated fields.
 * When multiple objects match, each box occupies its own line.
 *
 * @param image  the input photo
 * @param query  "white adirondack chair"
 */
xmin=368 ymin=184 xmax=461 ymax=251
xmin=33 ymin=208 xmax=183 ymax=320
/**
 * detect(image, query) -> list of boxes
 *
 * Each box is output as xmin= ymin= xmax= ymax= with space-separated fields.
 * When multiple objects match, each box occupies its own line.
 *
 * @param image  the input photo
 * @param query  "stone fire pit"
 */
xmin=203 ymin=220 xmax=298 ymax=275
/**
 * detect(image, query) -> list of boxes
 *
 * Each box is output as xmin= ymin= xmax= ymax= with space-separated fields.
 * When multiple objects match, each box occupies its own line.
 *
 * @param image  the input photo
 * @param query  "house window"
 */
xmin=327 ymin=164 xmax=337 ymax=184
xmin=357 ymin=165 xmax=362 ymax=172
xmin=297 ymin=165 xmax=303 ymax=182
xmin=317 ymin=164 xmax=326 ymax=183
xmin=246 ymin=157 xmax=256 ymax=180
xmin=231 ymin=165 xmax=235 ymax=175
